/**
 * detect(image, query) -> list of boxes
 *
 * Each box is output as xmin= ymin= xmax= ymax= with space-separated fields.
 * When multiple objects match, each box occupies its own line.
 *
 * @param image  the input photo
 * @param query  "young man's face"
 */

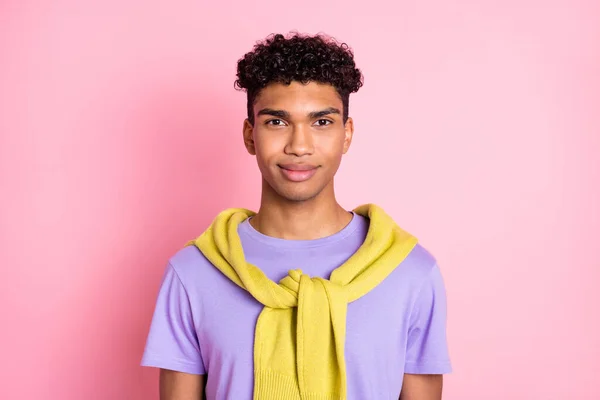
xmin=243 ymin=81 xmax=354 ymax=203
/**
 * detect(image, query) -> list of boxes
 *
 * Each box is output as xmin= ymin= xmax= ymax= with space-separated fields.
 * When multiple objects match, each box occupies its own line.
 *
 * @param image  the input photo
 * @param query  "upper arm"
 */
xmin=141 ymin=263 xmax=206 ymax=373
xmin=399 ymin=374 xmax=443 ymax=400
xmin=404 ymin=264 xmax=452 ymax=375
xmin=400 ymin=264 xmax=451 ymax=398
xmin=160 ymin=369 xmax=205 ymax=400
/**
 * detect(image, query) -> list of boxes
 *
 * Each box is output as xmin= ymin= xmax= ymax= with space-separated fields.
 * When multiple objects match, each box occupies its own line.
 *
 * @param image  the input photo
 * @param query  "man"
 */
xmin=141 ymin=32 xmax=452 ymax=400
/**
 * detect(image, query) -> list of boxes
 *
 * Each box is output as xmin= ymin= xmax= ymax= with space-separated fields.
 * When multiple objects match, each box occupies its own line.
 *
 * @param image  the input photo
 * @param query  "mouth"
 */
xmin=278 ymin=164 xmax=319 ymax=182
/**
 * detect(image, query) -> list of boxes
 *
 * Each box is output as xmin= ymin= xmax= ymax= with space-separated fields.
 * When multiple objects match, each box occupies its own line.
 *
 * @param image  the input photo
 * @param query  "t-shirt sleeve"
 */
xmin=404 ymin=264 xmax=452 ymax=374
xmin=141 ymin=263 xmax=206 ymax=375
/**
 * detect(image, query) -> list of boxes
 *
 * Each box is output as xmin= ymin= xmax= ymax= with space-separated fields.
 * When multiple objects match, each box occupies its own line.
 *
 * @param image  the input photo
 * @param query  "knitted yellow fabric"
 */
xmin=187 ymin=204 xmax=418 ymax=400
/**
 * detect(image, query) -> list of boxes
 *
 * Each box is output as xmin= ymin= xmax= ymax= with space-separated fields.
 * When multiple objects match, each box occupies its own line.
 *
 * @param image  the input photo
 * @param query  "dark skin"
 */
xmin=244 ymin=81 xmax=354 ymax=240
xmin=160 ymin=81 xmax=443 ymax=400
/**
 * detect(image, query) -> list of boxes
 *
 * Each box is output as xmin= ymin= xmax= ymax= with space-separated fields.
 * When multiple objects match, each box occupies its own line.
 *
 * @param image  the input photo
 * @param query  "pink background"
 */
xmin=1 ymin=1 xmax=599 ymax=399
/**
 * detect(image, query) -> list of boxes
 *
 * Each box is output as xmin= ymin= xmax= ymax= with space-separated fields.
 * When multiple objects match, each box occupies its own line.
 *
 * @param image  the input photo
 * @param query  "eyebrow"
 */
xmin=256 ymin=107 xmax=341 ymax=120
xmin=308 ymin=107 xmax=341 ymax=119
xmin=257 ymin=108 xmax=291 ymax=119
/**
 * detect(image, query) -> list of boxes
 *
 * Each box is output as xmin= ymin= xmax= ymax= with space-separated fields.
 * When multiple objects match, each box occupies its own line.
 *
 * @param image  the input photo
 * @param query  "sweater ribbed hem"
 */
xmin=254 ymin=370 xmax=300 ymax=399
xmin=254 ymin=369 xmax=343 ymax=400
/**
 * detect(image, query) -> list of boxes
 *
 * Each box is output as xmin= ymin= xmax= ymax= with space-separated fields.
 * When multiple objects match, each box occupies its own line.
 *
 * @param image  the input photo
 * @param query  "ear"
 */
xmin=342 ymin=117 xmax=354 ymax=154
xmin=243 ymin=119 xmax=256 ymax=155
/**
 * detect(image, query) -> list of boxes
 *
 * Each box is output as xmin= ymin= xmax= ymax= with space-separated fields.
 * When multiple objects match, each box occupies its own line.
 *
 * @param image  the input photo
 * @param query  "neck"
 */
xmin=250 ymin=181 xmax=353 ymax=241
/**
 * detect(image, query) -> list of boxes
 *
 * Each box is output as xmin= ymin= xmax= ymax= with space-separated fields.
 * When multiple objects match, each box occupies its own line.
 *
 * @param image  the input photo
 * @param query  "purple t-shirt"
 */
xmin=141 ymin=212 xmax=451 ymax=399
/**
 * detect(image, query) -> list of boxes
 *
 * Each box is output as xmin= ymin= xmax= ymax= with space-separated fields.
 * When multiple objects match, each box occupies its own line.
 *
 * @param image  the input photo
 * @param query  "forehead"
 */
xmin=253 ymin=81 xmax=342 ymax=113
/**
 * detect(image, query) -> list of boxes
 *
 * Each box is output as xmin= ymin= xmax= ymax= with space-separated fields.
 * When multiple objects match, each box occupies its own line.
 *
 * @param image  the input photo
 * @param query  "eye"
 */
xmin=266 ymin=119 xmax=286 ymax=126
xmin=315 ymin=119 xmax=333 ymax=126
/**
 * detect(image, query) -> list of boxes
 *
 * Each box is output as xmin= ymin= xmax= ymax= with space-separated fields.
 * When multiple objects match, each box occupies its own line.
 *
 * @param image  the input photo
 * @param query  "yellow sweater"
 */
xmin=187 ymin=204 xmax=418 ymax=399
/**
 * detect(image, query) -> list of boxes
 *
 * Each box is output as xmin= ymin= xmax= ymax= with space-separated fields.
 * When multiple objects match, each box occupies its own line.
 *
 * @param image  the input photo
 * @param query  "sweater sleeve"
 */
xmin=141 ymin=263 xmax=206 ymax=375
xmin=404 ymin=264 xmax=452 ymax=374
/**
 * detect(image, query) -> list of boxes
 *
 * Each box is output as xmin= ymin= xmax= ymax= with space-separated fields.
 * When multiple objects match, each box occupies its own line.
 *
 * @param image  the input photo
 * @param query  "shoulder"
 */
xmin=378 ymin=242 xmax=444 ymax=302
xmin=164 ymin=245 xmax=217 ymax=290
xmin=399 ymin=242 xmax=439 ymax=282
xmin=169 ymin=244 xmax=207 ymax=269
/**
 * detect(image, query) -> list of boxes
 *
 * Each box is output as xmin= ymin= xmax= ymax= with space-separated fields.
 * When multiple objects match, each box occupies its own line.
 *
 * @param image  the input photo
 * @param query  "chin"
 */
xmin=262 ymin=173 xmax=331 ymax=203
xmin=282 ymin=193 xmax=319 ymax=203
xmin=273 ymin=184 xmax=324 ymax=203
xmin=275 ymin=189 xmax=318 ymax=203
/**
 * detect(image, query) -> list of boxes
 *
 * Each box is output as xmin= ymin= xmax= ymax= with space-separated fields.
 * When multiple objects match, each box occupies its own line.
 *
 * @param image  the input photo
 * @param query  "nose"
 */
xmin=284 ymin=124 xmax=314 ymax=157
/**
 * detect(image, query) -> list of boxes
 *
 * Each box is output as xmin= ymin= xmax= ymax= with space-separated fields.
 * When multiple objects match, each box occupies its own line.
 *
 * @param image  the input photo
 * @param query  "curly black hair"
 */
xmin=235 ymin=32 xmax=364 ymax=125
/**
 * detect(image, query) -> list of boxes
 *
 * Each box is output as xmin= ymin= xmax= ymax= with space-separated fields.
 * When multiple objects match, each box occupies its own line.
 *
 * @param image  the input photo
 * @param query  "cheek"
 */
xmin=317 ymin=133 xmax=346 ymax=159
xmin=253 ymin=133 xmax=282 ymax=165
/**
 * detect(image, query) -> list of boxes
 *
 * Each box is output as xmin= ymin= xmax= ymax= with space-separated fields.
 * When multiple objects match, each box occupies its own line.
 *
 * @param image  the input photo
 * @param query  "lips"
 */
xmin=278 ymin=164 xmax=318 ymax=182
